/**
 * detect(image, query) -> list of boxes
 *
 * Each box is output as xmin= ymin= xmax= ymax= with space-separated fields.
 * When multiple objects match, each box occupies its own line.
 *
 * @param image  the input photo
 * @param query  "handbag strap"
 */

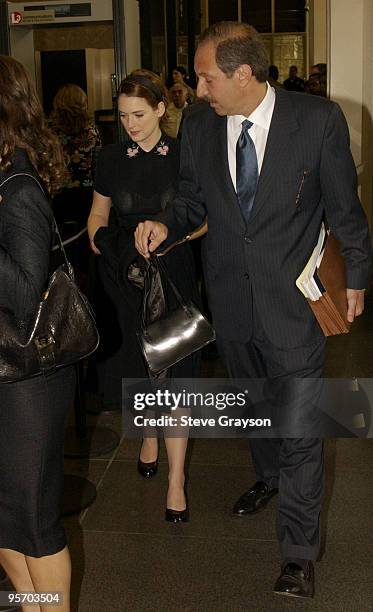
xmin=0 ymin=172 xmax=74 ymax=278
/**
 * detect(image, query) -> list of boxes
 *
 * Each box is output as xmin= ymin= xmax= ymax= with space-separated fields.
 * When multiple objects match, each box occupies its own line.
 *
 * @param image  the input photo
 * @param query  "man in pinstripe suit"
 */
xmin=135 ymin=22 xmax=372 ymax=597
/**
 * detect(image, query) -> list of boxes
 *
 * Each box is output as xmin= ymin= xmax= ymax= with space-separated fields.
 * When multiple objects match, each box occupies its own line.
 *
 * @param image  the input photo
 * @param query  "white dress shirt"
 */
xmin=227 ymin=83 xmax=276 ymax=191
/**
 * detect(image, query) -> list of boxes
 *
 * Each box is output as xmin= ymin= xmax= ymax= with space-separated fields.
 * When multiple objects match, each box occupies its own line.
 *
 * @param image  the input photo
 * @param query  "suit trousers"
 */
xmin=217 ymin=308 xmax=325 ymax=562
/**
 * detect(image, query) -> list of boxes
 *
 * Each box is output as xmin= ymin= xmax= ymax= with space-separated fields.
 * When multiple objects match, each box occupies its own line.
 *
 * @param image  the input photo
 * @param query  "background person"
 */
xmin=268 ymin=64 xmax=283 ymax=88
xmin=50 ymin=83 xmax=101 ymax=292
xmin=0 ymin=55 xmax=75 ymax=612
xmin=171 ymin=65 xmax=195 ymax=103
xmin=162 ymin=82 xmax=189 ymax=138
xmin=50 ymin=84 xmax=101 ymax=231
xmin=307 ymin=72 xmax=327 ymax=97
xmin=283 ymin=65 xmax=305 ymax=92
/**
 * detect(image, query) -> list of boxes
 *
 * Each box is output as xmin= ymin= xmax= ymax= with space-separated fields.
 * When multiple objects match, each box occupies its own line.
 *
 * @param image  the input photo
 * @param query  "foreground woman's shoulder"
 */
xmin=0 ymin=150 xmax=51 ymax=217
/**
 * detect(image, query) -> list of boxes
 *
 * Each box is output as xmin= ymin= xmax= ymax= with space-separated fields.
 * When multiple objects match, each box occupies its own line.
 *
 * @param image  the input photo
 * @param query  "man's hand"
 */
xmin=346 ymin=288 xmax=365 ymax=323
xmin=134 ymin=221 xmax=168 ymax=258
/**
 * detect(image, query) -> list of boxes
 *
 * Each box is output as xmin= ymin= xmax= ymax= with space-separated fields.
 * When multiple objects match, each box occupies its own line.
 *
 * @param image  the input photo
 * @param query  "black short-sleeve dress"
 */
xmin=93 ymin=134 xmax=199 ymax=403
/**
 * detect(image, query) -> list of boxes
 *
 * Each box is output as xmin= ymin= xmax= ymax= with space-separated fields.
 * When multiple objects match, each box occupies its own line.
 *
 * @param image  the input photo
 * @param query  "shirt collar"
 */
xmin=230 ymin=82 xmax=275 ymax=131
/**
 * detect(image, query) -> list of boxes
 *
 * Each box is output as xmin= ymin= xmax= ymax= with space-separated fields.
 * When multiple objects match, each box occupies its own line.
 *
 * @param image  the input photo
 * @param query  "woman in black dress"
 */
xmin=0 ymin=56 xmax=75 ymax=611
xmin=88 ymin=70 xmax=200 ymax=521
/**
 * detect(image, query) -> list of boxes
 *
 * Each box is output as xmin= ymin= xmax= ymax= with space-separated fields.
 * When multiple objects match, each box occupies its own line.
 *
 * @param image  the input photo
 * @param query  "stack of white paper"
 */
xmin=296 ymin=224 xmax=326 ymax=301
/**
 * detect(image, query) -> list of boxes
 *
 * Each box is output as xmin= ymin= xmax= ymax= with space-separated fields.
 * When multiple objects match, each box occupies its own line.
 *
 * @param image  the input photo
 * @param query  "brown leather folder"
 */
xmin=306 ymin=233 xmax=350 ymax=336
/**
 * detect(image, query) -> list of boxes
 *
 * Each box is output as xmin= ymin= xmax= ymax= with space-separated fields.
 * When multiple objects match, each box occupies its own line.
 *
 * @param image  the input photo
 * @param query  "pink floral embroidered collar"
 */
xmin=156 ymin=140 xmax=169 ymax=156
xmin=126 ymin=137 xmax=169 ymax=158
xmin=126 ymin=143 xmax=139 ymax=158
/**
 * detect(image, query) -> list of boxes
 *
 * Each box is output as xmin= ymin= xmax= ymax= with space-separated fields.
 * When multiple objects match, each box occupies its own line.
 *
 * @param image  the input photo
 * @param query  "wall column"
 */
xmin=328 ymin=0 xmax=373 ymax=228
xmin=309 ymin=0 xmax=327 ymax=67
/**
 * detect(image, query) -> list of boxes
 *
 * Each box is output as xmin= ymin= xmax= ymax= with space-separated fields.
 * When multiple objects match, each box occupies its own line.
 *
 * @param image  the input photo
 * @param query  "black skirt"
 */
xmin=0 ymin=366 xmax=75 ymax=557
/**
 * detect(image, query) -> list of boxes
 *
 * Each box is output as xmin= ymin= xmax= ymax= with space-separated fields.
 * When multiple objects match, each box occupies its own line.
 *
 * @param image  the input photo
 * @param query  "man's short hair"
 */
xmin=198 ymin=21 xmax=269 ymax=83
xmin=169 ymin=82 xmax=188 ymax=93
xmin=311 ymin=63 xmax=327 ymax=75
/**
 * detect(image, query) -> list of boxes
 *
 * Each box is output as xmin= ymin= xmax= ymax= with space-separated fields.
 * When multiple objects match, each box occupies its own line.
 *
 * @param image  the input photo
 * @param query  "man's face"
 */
xmin=310 ymin=65 xmax=320 ymax=75
xmin=289 ymin=66 xmax=298 ymax=78
xmin=195 ymin=42 xmax=242 ymax=116
xmin=171 ymin=84 xmax=188 ymax=108
xmin=308 ymin=75 xmax=319 ymax=93
xmin=172 ymin=69 xmax=184 ymax=83
xmin=308 ymin=74 xmax=325 ymax=96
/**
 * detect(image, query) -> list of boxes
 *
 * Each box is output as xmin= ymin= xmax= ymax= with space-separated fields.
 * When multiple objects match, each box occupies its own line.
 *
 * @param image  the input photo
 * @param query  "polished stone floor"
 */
xmin=60 ymin=291 xmax=373 ymax=611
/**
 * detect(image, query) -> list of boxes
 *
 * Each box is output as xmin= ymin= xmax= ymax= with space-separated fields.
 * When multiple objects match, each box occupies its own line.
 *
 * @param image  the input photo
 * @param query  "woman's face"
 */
xmin=172 ymin=69 xmax=184 ymax=83
xmin=118 ymin=95 xmax=165 ymax=147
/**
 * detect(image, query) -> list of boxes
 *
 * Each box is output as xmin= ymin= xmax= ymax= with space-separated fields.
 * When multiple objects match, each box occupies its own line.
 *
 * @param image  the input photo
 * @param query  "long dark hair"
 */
xmin=0 ymin=55 xmax=65 ymax=195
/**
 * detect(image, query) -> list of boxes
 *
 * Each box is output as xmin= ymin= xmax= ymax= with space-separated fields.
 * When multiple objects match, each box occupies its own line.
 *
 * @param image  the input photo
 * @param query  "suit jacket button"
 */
xmin=244 ymin=273 xmax=249 ymax=279
xmin=244 ymin=235 xmax=252 ymax=243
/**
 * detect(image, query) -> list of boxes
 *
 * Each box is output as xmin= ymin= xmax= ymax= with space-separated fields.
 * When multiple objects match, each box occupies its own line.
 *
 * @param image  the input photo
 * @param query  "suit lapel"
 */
xmin=249 ymin=88 xmax=299 ymax=223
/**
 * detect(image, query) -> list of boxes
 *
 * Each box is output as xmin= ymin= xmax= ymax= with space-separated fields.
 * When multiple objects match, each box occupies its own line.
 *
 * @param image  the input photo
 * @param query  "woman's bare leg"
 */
xmin=164 ymin=436 xmax=188 ymax=510
xmin=25 ymin=546 xmax=71 ymax=612
xmin=139 ymin=437 xmax=158 ymax=462
xmin=0 ymin=548 xmax=40 ymax=612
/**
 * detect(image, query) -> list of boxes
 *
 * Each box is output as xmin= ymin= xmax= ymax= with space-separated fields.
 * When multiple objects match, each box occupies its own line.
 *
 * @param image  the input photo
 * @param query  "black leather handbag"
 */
xmin=0 ymin=173 xmax=99 ymax=384
xmin=137 ymin=257 xmax=215 ymax=375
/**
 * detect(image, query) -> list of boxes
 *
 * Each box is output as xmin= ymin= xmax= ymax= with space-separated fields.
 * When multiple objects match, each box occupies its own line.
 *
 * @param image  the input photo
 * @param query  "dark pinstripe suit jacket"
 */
xmin=160 ymin=88 xmax=372 ymax=348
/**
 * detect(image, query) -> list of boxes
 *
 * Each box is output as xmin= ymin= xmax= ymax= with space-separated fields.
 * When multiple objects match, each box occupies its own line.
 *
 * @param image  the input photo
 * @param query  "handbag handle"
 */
xmin=140 ymin=256 xmax=190 ymax=329
xmin=0 ymin=172 xmax=74 ymax=279
xmin=156 ymin=257 xmax=188 ymax=309
xmin=155 ymin=220 xmax=207 ymax=257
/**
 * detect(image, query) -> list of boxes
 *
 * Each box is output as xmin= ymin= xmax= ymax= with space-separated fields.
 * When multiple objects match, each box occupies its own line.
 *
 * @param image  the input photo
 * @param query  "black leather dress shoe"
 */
xmin=137 ymin=457 xmax=158 ymax=478
xmin=274 ymin=562 xmax=315 ymax=598
xmin=165 ymin=507 xmax=189 ymax=523
xmin=233 ymin=481 xmax=278 ymax=515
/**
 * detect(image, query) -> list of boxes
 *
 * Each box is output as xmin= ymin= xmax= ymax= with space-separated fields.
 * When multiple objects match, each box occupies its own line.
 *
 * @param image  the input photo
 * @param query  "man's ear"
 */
xmin=235 ymin=64 xmax=253 ymax=87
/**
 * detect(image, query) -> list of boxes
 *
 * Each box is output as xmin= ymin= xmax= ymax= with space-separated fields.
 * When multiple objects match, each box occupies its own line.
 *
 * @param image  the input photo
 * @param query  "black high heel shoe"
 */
xmin=137 ymin=439 xmax=158 ymax=478
xmin=165 ymin=506 xmax=189 ymax=523
xmin=165 ymin=489 xmax=189 ymax=523
xmin=137 ymin=457 xmax=158 ymax=478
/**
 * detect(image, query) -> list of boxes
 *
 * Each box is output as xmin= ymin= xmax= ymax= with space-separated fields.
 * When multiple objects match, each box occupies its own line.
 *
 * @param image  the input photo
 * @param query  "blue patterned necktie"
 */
xmin=236 ymin=119 xmax=258 ymax=221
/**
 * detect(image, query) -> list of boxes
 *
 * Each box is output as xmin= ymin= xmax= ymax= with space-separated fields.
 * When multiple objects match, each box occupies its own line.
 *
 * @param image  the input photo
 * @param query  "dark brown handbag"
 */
xmin=137 ymin=257 xmax=215 ymax=375
xmin=0 ymin=173 xmax=99 ymax=384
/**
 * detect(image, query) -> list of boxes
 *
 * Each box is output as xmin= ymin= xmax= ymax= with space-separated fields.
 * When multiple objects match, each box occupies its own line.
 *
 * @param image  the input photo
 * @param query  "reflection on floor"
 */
xmin=64 ymin=292 xmax=373 ymax=611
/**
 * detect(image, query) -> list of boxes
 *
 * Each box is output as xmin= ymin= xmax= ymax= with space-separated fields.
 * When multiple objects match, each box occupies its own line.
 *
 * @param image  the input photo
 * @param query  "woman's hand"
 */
xmin=89 ymin=231 xmax=101 ymax=255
